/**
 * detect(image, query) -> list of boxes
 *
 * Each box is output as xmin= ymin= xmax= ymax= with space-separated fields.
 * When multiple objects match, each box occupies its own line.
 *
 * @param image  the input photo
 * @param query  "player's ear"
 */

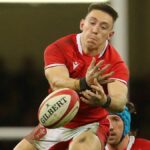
xmin=108 ymin=31 xmax=114 ymax=40
xmin=80 ymin=19 xmax=85 ymax=31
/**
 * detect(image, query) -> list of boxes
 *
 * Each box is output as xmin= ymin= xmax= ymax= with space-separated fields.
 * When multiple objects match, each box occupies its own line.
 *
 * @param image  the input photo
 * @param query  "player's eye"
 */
xmin=101 ymin=25 xmax=108 ymax=30
xmin=89 ymin=21 xmax=96 ymax=25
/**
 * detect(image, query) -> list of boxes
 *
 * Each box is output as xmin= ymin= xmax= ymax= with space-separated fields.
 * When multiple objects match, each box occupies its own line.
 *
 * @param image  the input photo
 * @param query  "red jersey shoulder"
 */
xmin=44 ymin=34 xmax=85 ymax=78
xmin=44 ymin=34 xmax=77 ymax=60
xmin=103 ymin=44 xmax=125 ymax=65
xmin=131 ymin=138 xmax=150 ymax=149
xmin=55 ymin=34 xmax=77 ymax=54
xmin=101 ymin=44 xmax=129 ymax=83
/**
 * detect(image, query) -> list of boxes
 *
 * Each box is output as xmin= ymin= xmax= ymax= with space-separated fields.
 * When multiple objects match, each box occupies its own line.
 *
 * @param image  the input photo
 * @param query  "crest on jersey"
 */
xmin=73 ymin=61 xmax=79 ymax=70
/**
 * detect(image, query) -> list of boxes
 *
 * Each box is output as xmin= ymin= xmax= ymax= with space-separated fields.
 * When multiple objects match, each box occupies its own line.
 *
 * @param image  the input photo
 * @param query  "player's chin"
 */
xmin=107 ymin=136 xmax=117 ymax=144
xmin=87 ymin=43 xmax=99 ymax=50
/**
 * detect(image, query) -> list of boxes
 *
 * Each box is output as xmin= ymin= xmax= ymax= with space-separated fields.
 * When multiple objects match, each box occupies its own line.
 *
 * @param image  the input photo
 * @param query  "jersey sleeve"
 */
xmin=110 ymin=60 xmax=129 ymax=84
xmin=44 ymin=43 xmax=66 ymax=69
xmin=105 ymin=45 xmax=129 ymax=84
xmin=132 ymin=138 xmax=150 ymax=149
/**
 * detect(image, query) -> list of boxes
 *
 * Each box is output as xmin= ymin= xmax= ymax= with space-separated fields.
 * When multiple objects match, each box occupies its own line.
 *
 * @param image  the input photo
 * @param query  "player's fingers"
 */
xmin=100 ymin=79 xmax=115 ymax=84
xmin=91 ymin=85 xmax=104 ymax=95
xmin=92 ymin=60 xmax=104 ymax=73
xmin=102 ymin=71 xmax=114 ymax=79
xmin=80 ymin=96 xmax=91 ymax=104
xmin=97 ymin=64 xmax=111 ymax=76
xmin=93 ymin=78 xmax=100 ymax=86
xmin=98 ymin=71 xmax=114 ymax=82
xmin=81 ymin=90 xmax=92 ymax=99
xmin=88 ymin=57 xmax=96 ymax=70
xmin=93 ymin=64 xmax=110 ymax=79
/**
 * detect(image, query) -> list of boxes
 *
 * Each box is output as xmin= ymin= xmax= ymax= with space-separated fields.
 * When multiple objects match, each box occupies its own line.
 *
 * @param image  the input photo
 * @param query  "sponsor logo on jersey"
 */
xmin=73 ymin=61 xmax=79 ymax=70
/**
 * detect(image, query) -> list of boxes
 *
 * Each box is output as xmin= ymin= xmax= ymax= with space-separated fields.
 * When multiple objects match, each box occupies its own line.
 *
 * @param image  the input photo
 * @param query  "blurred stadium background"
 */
xmin=0 ymin=0 xmax=150 ymax=149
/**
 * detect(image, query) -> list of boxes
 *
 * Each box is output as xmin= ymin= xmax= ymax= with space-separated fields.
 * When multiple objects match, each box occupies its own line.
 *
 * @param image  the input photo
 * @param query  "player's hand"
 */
xmin=80 ymin=79 xmax=107 ymax=106
xmin=85 ymin=57 xmax=114 ymax=86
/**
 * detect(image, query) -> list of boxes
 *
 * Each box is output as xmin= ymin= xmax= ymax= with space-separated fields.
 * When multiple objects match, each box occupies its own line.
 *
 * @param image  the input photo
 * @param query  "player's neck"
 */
xmin=80 ymin=37 xmax=106 ymax=56
xmin=84 ymin=47 xmax=104 ymax=56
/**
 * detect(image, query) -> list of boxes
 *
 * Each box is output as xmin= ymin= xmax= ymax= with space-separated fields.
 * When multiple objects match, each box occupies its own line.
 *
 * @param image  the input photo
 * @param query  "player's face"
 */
xmin=107 ymin=115 xmax=124 ymax=145
xmin=80 ymin=10 xmax=114 ymax=52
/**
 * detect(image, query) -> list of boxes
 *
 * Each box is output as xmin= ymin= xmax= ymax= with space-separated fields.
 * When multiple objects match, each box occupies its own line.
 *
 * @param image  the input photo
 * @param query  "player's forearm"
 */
xmin=13 ymin=139 xmax=37 ymax=150
xmin=50 ymin=77 xmax=80 ymax=91
xmin=45 ymin=67 xmax=82 ymax=91
xmin=108 ymin=95 xmax=128 ymax=112
xmin=107 ymin=81 xmax=128 ymax=112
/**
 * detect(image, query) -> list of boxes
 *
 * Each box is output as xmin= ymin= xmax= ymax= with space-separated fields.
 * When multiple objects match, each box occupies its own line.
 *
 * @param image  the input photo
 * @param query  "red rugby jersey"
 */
xmin=131 ymin=138 xmax=150 ymax=150
xmin=44 ymin=34 xmax=129 ymax=128
xmin=105 ymin=136 xmax=150 ymax=150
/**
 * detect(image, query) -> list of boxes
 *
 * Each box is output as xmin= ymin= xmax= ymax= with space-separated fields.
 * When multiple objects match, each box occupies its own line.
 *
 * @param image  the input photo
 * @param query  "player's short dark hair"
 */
xmin=87 ymin=3 xmax=118 ymax=22
xmin=126 ymin=102 xmax=136 ymax=114
xmin=126 ymin=102 xmax=138 ymax=134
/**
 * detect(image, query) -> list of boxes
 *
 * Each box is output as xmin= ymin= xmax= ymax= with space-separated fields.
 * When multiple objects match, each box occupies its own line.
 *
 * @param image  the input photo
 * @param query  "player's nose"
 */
xmin=109 ymin=122 xmax=113 ymax=130
xmin=92 ymin=25 xmax=99 ymax=34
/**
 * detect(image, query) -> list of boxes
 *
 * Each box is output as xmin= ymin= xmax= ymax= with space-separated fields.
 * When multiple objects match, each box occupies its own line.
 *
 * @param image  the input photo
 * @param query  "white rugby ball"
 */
xmin=38 ymin=88 xmax=80 ymax=128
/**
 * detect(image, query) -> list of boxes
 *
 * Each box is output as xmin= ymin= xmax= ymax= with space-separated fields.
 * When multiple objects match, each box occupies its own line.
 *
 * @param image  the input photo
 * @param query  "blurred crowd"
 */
xmin=0 ymin=57 xmax=48 ymax=127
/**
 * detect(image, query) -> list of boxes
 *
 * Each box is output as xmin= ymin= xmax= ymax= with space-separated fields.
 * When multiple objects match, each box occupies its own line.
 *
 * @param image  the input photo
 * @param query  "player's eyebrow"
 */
xmin=89 ymin=16 xmax=110 ymax=25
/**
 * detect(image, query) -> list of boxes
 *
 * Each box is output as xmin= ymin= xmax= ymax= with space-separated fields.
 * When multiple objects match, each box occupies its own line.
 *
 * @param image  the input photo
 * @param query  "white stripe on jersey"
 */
xmin=110 ymin=78 xmax=128 ymax=85
xmin=45 ymin=64 xmax=66 ymax=69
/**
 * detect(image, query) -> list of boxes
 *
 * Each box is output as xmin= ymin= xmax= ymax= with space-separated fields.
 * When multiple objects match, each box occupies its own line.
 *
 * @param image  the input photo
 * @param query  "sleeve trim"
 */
xmin=110 ymin=78 xmax=128 ymax=85
xmin=45 ymin=64 xmax=65 ymax=69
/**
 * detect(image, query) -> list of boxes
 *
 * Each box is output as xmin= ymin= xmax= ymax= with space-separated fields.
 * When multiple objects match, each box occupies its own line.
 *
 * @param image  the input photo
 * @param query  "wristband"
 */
xmin=102 ymin=96 xmax=111 ymax=108
xmin=79 ymin=78 xmax=91 ymax=91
